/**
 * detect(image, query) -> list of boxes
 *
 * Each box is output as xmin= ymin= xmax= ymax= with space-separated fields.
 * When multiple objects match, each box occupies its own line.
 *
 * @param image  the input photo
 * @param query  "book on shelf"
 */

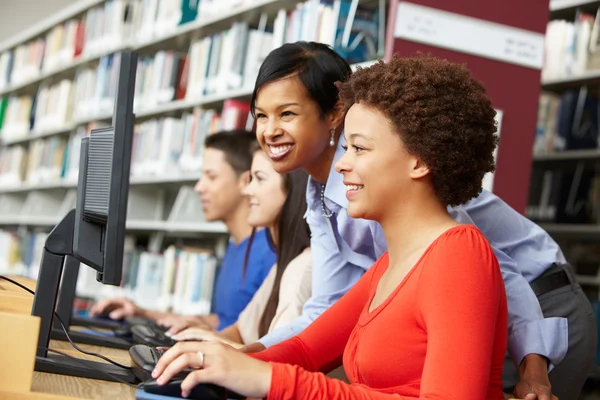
xmin=544 ymin=8 xmax=600 ymax=81
xmin=76 ymin=241 xmax=219 ymax=316
xmin=531 ymin=87 xmax=600 ymax=225
xmin=534 ymin=89 xmax=600 ymax=156
xmin=0 ymin=229 xmax=47 ymax=279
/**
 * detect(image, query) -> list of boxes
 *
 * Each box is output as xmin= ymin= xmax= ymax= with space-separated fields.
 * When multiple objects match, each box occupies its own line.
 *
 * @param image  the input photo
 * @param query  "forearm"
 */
xmin=203 ymin=313 xmax=220 ymax=329
xmin=139 ymin=308 xmax=170 ymax=321
xmin=492 ymin=249 xmax=568 ymax=368
xmin=242 ymin=342 xmax=267 ymax=354
xmin=519 ymin=354 xmax=550 ymax=383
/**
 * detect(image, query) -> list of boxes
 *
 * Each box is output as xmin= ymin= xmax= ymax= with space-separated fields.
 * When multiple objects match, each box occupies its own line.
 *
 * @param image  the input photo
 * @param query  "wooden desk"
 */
xmin=31 ymin=340 xmax=136 ymax=400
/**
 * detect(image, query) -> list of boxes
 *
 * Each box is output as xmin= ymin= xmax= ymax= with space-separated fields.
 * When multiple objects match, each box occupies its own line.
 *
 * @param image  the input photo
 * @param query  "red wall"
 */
xmin=385 ymin=0 xmax=550 ymax=213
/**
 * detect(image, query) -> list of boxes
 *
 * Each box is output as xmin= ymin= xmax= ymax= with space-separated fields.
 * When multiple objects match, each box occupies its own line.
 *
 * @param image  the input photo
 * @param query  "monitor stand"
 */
xmin=52 ymin=256 xmax=132 ymax=350
xmin=31 ymin=209 xmax=137 ymax=383
xmin=58 ymin=257 xmax=124 ymax=330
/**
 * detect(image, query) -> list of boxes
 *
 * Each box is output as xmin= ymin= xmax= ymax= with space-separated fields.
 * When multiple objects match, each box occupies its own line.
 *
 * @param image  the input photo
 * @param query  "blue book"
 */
xmin=78 ymin=328 xmax=118 ymax=338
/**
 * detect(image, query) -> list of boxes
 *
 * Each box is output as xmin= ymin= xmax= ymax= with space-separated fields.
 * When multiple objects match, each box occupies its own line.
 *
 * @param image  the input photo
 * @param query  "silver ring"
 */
xmin=197 ymin=351 xmax=204 ymax=368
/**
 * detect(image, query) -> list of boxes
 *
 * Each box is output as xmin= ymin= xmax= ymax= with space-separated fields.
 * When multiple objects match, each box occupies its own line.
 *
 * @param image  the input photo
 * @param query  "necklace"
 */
xmin=321 ymin=184 xmax=333 ymax=218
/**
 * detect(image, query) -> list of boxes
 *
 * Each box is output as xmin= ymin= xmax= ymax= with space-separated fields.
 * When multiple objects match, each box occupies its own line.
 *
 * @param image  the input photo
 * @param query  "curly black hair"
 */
xmin=336 ymin=54 xmax=498 ymax=207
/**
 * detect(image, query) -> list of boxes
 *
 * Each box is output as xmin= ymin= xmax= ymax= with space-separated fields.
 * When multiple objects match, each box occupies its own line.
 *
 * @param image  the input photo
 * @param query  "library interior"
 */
xmin=0 ymin=0 xmax=599 ymax=399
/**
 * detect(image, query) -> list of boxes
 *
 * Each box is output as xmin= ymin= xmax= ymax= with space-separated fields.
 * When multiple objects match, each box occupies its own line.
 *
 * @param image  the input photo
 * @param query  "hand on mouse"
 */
xmin=89 ymin=298 xmax=141 ymax=320
xmin=152 ymin=341 xmax=271 ymax=398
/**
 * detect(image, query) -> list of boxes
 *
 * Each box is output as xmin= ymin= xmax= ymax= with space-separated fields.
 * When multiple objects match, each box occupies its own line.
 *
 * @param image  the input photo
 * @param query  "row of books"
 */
xmin=543 ymin=9 xmax=600 ymax=80
xmin=77 ymin=243 xmax=219 ymax=316
xmin=132 ymin=102 xmax=250 ymax=177
xmin=0 ymin=0 xmax=381 ymax=143
xmin=0 ymin=227 xmax=220 ymax=317
xmin=0 ymin=0 xmax=205 ymax=90
xmin=0 ymin=99 xmax=249 ymax=187
xmin=0 ymin=0 xmax=129 ymax=90
xmin=0 ymin=229 xmax=47 ymax=279
xmin=534 ymin=89 xmax=599 ymax=155
xmin=0 ymin=122 xmax=105 ymax=187
xmin=527 ymin=167 xmax=600 ymax=225
xmin=0 ymin=0 xmax=381 ymax=91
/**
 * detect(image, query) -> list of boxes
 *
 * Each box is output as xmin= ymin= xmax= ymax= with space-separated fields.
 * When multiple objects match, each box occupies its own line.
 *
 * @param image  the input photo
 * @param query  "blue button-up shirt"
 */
xmin=259 ymin=140 xmax=568 ymax=369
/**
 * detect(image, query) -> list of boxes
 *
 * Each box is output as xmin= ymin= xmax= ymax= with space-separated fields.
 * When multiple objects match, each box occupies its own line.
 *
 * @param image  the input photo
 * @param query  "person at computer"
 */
xmin=90 ymin=130 xmax=276 ymax=332
xmin=150 ymin=54 xmax=509 ymax=399
xmin=240 ymin=42 xmax=592 ymax=400
xmin=167 ymin=142 xmax=312 ymax=348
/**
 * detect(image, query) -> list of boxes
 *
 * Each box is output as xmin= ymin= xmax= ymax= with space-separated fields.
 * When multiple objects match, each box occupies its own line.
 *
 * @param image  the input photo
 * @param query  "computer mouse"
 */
xmin=95 ymin=310 xmax=124 ymax=321
xmin=129 ymin=344 xmax=169 ymax=381
xmin=113 ymin=326 xmax=133 ymax=340
xmin=131 ymin=324 xmax=177 ymax=347
xmin=140 ymin=377 xmax=230 ymax=399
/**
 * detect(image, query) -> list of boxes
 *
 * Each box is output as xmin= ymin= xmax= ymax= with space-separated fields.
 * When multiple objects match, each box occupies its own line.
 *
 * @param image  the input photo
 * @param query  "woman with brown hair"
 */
xmin=166 ymin=143 xmax=312 ymax=348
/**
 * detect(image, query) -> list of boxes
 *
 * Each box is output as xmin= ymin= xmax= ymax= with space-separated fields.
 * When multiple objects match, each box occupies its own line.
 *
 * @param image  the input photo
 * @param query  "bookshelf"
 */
xmin=0 ymin=0 xmax=384 ymax=307
xmin=534 ymin=8 xmax=600 ymax=387
xmin=534 ymin=4 xmax=600 ymax=239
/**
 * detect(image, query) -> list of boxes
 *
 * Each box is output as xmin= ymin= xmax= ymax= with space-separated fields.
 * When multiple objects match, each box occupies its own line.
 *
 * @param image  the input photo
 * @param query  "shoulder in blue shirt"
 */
xmin=212 ymin=228 xmax=276 ymax=330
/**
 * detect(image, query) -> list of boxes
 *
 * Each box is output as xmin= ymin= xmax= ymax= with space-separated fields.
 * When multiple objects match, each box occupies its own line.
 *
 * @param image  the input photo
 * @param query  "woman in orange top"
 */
xmin=151 ymin=53 xmax=508 ymax=399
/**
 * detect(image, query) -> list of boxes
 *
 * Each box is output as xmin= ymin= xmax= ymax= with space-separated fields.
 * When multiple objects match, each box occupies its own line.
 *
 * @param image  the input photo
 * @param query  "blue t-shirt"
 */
xmin=212 ymin=228 xmax=276 ymax=330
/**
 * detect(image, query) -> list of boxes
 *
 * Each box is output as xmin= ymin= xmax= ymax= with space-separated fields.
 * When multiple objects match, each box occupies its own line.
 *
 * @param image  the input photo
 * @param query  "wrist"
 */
xmin=259 ymin=362 xmax=273 ymax=398
xmin=519 ymin=353 xmax=550 ymax=381
xmin=140 ymin=308 xmax=161 ymax=321
xmin=242 ymin=342 xmax=267 ymax=354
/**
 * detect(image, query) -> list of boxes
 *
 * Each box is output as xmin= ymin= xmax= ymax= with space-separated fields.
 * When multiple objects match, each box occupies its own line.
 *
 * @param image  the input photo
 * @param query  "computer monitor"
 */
xmin=30 ymin=51 xmax=138 ymax=382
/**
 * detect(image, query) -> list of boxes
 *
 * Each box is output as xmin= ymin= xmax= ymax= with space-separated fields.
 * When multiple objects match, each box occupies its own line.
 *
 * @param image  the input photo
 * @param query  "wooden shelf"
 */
xmin=539 ymin=223 xmax=600 ymax=238
xmin=549 ymin=0 xmax=600 ymax=18
xmin=0 ymin=215 xmax=227 ymax=234
xmin=541 ymin=70 xmax=600 ymax=91
xmin=0 ymin=174 xmax=203 ymax=194
xmin=533 ymin=149 xmax=600 ymax=162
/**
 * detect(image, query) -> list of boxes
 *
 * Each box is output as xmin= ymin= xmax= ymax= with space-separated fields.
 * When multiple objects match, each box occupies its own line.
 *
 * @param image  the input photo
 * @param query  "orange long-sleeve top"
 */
xmin=252 ymin=225 xmax=508 ymax=399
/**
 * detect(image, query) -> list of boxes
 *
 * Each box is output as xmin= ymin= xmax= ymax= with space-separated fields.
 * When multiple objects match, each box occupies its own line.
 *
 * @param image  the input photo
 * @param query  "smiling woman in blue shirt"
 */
xmin=245 ymin=41 xmax=597 ymax=400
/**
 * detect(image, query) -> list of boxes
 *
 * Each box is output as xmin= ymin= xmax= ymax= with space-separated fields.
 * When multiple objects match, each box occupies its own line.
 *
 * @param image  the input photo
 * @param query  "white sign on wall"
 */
xmin=394 ymin=2 xmax=545 ymax=70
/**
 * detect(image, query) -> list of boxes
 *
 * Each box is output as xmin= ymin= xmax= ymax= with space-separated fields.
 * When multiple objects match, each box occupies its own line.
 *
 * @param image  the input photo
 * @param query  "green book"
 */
xmin=0 ymin=97 xmax=7 ymax=131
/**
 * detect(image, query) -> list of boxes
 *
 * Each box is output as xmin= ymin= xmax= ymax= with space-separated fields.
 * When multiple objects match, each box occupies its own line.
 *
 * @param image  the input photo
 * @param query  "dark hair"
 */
xmin=336 ymin=54 xmax=498 ymax=207
xmin=251 ymin=41 xmax=352 ymax=118
xmin=242 ymin=145 xmax=311 ymax=338
xmin=204 ymin=129 xmax=256 ymax=175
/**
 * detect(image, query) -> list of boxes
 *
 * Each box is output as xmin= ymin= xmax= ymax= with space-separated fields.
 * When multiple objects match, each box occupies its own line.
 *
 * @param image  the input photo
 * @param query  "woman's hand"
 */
xmin=89 ymin=298 xmax=141 ymax=320
xmin=152 ymin=341 xmax=272 ymax=398
xmin=171 ymin=327 xmax=221 ymax=342
xmin=162 ymin=315 xmax=216 ymax=336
